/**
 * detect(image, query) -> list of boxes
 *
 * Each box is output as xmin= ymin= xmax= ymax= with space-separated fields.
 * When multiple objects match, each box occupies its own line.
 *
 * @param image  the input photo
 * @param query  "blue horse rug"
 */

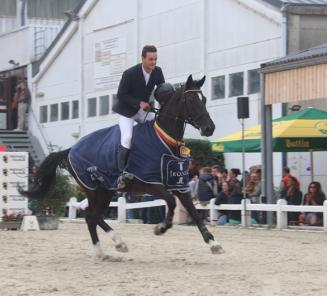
xmin=68 ymin=121 xmax=190 ymax=191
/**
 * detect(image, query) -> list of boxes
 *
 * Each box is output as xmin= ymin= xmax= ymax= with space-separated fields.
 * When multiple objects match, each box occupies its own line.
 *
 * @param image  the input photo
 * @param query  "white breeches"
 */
xmin=119 ymin=108 xmax=155 ymax=149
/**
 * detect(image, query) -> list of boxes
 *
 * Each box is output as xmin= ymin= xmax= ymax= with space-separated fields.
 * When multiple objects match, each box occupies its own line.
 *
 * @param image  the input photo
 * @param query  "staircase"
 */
xmin=0 ymin=130 xmax=46 ymax=166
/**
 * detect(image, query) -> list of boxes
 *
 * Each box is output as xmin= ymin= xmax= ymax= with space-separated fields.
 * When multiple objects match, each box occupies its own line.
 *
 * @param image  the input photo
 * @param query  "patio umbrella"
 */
xmin=212 ymin=107 xmax=327 ymax=153
xmin=211 ymin=107 xmax=327 ymax=180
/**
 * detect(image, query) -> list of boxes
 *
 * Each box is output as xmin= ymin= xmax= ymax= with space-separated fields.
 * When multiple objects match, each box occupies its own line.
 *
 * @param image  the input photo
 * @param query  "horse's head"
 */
xmin=180 ymin=75 xmax=215 ymax=137
xmin=156 ymin=75 xmax=215 ymax=140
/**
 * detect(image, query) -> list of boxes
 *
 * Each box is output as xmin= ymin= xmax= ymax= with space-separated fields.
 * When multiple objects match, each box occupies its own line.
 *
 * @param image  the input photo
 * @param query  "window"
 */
xmin=50 ymin=104 xmax=58 ymax=122
xmin=111 ymin=94 xmax=118 ymax=114
xmin=248 ymin=69 xmax=260 ymax=94
xmin=229 ymin=72 xmax=244 ymax=97
xmin=72 ymin=100 xmax=79 ymax=119
xmin=39 ymin=105 xmax=47 ymax=123
xmin=211 ymin=76 xmax=225 ymax=100
xmin=61 ymin=102 xmax=69 ymax=120
xmin=99 ymin=95 xmax=109 ymax=115
xmin=87 ymin=97 xmax=96 ymax=117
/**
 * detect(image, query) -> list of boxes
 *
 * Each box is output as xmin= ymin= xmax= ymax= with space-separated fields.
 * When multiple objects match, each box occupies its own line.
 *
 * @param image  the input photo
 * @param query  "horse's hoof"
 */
xmin=115 ymin=242 xmax=128 ymax=253
xmin=154 ymin=224 xmax=165 ymax=235
xmin=209 ymin=241 xmax=225 ymax=255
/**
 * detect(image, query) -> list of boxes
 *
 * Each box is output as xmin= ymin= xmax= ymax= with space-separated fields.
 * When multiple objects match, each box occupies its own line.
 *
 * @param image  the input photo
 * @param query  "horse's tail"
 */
xmin=19 ymin=148 xmax=71 ymax=199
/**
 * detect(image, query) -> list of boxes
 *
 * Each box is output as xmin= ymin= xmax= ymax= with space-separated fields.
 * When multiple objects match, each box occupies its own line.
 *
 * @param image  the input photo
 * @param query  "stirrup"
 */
xmin=116 ymin=173 xmax=134 ymax=190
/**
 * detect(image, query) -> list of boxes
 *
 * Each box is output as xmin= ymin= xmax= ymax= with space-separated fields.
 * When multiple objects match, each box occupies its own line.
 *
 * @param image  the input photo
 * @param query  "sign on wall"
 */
xmin=0 ymin=152 xmax=29 ymax=216
xmin=94 ymin=35 xmax=127 ymax=91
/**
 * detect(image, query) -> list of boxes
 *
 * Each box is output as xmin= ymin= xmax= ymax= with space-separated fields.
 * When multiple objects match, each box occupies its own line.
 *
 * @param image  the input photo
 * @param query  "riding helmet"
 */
xmin=154 ymin=83 xmax=175 ymax=105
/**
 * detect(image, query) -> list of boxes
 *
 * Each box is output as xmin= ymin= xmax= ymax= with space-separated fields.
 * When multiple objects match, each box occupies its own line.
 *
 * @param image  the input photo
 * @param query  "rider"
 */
xmin=113 ymin=45 xmax=165 ymax=190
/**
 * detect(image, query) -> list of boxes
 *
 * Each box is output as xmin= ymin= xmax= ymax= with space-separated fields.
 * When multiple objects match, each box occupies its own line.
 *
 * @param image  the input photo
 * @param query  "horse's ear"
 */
xmin=185 ymin=75 xmax=193 ymax=89
xmin=196 ymin=76 xmax=206 ymax=88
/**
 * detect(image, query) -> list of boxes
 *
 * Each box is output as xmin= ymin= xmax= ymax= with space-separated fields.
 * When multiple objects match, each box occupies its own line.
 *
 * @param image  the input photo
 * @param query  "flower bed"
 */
xmin=0 ymin=213 xmax=23 ymax=230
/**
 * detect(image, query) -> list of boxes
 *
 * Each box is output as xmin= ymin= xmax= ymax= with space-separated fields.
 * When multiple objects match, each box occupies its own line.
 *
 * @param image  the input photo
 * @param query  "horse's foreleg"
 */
xmin=174 ymin=191 xmax=224 ymax=254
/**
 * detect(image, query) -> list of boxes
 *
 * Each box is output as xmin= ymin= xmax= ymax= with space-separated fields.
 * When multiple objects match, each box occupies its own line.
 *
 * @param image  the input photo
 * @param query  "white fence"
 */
xmin=67 ymin=197 xmax=327 ymax=232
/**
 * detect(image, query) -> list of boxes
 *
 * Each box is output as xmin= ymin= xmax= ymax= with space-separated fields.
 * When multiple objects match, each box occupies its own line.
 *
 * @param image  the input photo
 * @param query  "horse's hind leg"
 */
xmin=83 ymin=189 xmax=105 ymax=258
xmin=96 ymin=188 xmax=128 ymax=253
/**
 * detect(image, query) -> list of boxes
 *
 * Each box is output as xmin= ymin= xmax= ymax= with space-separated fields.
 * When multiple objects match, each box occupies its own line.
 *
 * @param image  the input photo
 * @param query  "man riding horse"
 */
xmin=20 ymin=47 xmax=224 ymax=256
xmin=113 ymin=45 xmax=165 ymax=190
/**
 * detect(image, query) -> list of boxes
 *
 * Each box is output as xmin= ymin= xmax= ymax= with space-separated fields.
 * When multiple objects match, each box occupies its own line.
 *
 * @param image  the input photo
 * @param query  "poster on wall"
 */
xmin=0 ymin=152 xmax=29 ymax=217
xmin=94 ymin=35 xmax=127 ymax=92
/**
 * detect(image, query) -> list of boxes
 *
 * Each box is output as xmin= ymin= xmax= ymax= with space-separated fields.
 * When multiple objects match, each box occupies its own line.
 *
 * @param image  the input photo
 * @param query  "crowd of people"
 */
xmin=189 ymin=163 xmax=326 ymax=227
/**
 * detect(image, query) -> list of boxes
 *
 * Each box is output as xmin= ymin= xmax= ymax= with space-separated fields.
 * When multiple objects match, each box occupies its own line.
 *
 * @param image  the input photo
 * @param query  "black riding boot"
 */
xmin=117 ymin=145 xmax=134 ymax=190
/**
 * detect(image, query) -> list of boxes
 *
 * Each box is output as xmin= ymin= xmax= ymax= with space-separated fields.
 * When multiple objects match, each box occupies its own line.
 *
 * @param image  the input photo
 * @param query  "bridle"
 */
xmin=152 ymin=89 xmax=209 ymax=131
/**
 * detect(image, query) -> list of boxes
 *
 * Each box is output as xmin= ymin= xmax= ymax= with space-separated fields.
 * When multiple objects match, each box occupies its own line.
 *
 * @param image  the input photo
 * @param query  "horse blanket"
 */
xmin=68 ymin=121 xmax=190 ymax=191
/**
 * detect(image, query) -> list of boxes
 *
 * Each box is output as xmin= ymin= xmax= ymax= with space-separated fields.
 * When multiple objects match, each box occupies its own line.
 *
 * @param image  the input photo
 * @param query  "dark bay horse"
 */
xmin=21 ymin=75 xmax=224 ymax=257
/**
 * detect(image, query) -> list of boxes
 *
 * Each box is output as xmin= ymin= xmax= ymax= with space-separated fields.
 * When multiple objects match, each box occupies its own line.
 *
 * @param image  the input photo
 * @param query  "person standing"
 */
xmin=112 ymin=45 xmax=165 ymax=189
xmin=14 ymin=79 xmax=31 ymax=131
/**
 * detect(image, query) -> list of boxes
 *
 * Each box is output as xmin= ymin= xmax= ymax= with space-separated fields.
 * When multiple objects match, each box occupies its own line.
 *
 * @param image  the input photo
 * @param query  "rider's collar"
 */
xmin=153 ymin=121 xmax=182 ymax=148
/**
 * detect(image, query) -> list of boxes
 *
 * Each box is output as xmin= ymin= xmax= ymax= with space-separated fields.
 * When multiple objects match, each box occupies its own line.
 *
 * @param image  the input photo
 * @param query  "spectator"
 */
xmin=189 ymin=159 xmax=199 ymax=180
xmin=228 ymin=168 xmax=241 ymax=193
xmin=211 ymin=165 xmax=222 ymax=193
xmin=299 ymin=182 xmax=326 ymax=226
xmin=196 ymin=167 xmax=218 ymax=221
xmin=228 ymin=183 xmax=243 ymax=224
xmin=197 ymin=167 xmax=218 ymax=204
xmin=279 ymin=167 xmax=299 ymax=193
xmin=280 ymin=176 xmax=302 ymax=223
xmin=14 ymin=79 xmax=31 ymax=131
xmin=247 ymin=172 xmax=261 ymax=204
xmin=214 ymin=181 xmax=230 ymax=225
xmin=189 ymin=174 xmax=199 ymax=204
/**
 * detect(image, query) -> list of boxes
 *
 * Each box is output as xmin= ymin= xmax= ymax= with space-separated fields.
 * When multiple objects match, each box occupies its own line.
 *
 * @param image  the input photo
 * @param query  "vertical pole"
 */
xmin=242 ymin=118 xmax=247 ymax=226
xmin=323 ymin=200 xmax=327 ymax=232
xmin=310 ymin=150 xmax=314 ymax=182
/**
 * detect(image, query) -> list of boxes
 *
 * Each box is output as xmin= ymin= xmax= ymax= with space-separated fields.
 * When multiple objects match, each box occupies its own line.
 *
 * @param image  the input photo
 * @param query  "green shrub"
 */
xmin=29 ymin=171 xmax=74 ymax=216
xmin=185 ymin=139 xmax=224 ymax=168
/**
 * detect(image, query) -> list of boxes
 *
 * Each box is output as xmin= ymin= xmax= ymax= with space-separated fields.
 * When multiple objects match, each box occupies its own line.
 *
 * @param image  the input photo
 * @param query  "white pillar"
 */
xmin=209 ymin=198 xmax=217 ymax=226
xmin=276 ymin=199 xmax=287 ymax=230
xmin=68 ymin=197 xmax=77 ymax=219
xmin=241 ymin=199 xmax=251 ymax=227
xmin=118 ymin=196 xmax=126 ymax=223
xmin=323 ymin=200 xmax=327 ymax=232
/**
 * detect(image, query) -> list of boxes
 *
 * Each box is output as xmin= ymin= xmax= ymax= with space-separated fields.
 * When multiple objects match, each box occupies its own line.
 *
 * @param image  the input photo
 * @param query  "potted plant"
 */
xmin=0 ymin=212 xmax=24 ymax=230
xmin=29 ymin=170 xmax=74 ymax=230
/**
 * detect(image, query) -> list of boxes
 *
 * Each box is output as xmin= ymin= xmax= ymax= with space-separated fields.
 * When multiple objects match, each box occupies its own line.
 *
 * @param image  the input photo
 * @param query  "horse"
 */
xmin=20 ymin=75 xmax=224 ymax=258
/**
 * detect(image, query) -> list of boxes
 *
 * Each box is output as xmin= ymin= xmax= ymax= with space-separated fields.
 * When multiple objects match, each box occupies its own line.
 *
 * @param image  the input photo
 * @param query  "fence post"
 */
xmin=68 ymin=197 xmax=77 ymax=219
xmin=117 ymin=196 xmax=126 ymax=223
xmin=241 ymin=199 xmax=251 ymax=227
xmin=276 ymin=199 xmax=287 ymax=230
xmin=209 ymin=198 xmax=218 ymax=226
xmin=323 ymin=200 xmax=327 ymax=232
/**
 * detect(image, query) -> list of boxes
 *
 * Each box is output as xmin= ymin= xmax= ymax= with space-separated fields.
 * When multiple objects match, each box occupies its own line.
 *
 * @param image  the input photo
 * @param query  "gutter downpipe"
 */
xmin=281 ymin=4 xmax=289 ymax=169
xmin=20 ymin=0 xmax=27 ymax=26
xmin=261 ymin=71 xmax=274 ymax=226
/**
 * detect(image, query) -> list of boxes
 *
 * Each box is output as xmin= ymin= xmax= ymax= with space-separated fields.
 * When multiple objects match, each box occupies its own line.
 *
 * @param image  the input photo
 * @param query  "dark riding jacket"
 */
xmin=112 ymin=63 xmax=165 ymax=118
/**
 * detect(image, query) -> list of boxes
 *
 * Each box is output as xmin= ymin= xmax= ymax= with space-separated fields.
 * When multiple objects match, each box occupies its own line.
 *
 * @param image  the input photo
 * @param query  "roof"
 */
xmin=281 ymin=0 xmax=327 ymax=4
xmin=32 ymin=0 xmax=87 ymax=76
xmin=263 ymin=0 xmax=327 ymax=8
xmin=262 ymin=42 xmax=327 ymax=68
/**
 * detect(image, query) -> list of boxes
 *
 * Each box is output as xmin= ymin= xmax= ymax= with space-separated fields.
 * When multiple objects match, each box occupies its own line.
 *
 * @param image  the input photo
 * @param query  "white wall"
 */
xmin=32 ymin=0 xmax=286 ymax=182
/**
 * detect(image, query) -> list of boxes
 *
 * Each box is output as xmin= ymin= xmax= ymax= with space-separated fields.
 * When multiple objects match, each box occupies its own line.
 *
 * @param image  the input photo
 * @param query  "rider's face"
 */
xmin=142 ymin=52 xmax=157 ymax=72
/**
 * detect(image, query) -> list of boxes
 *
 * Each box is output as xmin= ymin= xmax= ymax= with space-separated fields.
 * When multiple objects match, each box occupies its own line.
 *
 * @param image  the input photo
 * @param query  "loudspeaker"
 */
xmin=237 ymin=96 xmax=249 ymax=119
